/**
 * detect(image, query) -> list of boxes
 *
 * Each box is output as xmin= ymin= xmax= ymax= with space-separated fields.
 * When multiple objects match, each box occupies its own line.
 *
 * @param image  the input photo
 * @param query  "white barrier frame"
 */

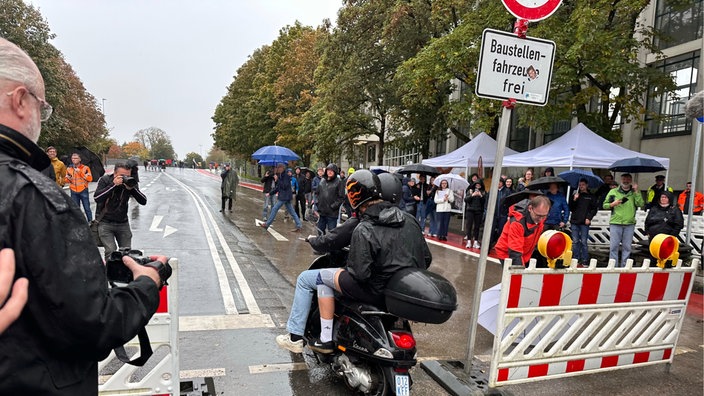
xmin=589 ymin=210 xmax=704 ymax=254
xmin=488 ymin=257 xmax=698 ymax=387
xmin=99 ymin=258 xmax=179 ymax=396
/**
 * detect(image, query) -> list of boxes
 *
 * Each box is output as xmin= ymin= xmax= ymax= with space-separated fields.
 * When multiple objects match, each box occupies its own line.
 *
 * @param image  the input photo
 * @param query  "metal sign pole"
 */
xmin=464 ymin=103 xmax=513 ymax=373
xmin=685 ymin=121 xmax=702 ymax=245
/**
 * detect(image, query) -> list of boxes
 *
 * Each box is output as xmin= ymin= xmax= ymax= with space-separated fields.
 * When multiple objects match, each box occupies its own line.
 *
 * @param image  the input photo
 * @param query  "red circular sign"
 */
xmin=501 ymin=0 xmax=562 ymax=21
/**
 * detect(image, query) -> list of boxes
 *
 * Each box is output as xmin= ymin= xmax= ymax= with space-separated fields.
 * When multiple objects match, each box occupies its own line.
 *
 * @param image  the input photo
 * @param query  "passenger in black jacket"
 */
xmin=569 ymin=178 xmax=598 ymax=264
xmin=94 ymin=163 xmax=148 ymax=259
xmin=645 ymin=191 xmax=684 ymax=240
xmin=316 ymin=163 xmax=345 ymax=234
xmin=0 ymin=37 xmax=164 ymax=395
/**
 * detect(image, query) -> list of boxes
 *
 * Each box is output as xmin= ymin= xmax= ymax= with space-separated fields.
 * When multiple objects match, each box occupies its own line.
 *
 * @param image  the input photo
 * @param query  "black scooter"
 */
xmin=302 ymin=253 xmax=456 ymax=396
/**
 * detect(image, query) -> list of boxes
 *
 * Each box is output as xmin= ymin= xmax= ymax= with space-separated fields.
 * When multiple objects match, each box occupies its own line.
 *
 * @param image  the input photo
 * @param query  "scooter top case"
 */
xmin=384 ymin=267 xmax=458 ymax=324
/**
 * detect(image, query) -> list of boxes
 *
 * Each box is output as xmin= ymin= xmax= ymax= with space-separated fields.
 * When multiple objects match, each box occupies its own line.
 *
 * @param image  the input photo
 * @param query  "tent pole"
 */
xmin=464 ymin=106 xmax=511 ymax=374
xmin=685 ymin=121 xmax=702 ymax=245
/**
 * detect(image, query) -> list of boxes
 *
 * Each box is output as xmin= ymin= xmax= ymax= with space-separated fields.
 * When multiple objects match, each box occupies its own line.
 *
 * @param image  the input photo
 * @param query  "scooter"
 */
xmin=302 ymin=253 xmax=457 ymax=395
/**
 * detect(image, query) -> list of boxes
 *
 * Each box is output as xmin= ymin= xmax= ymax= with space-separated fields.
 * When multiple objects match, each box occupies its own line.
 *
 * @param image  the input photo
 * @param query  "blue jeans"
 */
xmin=98 ymin=220 xmax=133 ymax=259
xmin=436 ymin=211 xmax=451 ymax=237
xmin=416 ymin=201 xmax=427 ymax=230
xmin=609 ymin=224 xmax=635 ymax=267
xmin=317 ymin=216 xmax=337 ymax=234
xmin=571 ymin=224 xmax=590 ymax=263
xmin=287 ymin=269 xmax=319 ymax=336
xmin=262 ymin=193 xmax=275 ymax=220
xmin=265 ymin=198 xmax=302 ymax=229
xmin=426 ymin=201 xmax=437 ymax=235
xmin=71 ymin=189 xmax=92 ymax=221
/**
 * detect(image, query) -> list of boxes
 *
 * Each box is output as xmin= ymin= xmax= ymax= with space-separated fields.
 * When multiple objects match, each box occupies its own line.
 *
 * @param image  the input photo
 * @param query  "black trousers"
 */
xmin=295 ymin=193 xmax=307 ymax=219
xmin=222 ymin=196 xmax=233 ymax=211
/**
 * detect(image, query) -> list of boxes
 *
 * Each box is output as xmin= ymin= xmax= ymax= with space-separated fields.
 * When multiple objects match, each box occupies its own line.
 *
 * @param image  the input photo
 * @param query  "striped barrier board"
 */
xmin=99 ymin=258 xmax=179 ymax=396
xmin=489 ymin=257 xmax=699 ymax=387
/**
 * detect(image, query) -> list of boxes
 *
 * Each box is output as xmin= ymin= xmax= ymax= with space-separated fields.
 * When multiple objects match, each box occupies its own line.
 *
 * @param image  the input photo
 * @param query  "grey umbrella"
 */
xmin=526 ymin=176 xmax=567 ymax=191
xmin=608 ymin=157 xmax=666 ymax=173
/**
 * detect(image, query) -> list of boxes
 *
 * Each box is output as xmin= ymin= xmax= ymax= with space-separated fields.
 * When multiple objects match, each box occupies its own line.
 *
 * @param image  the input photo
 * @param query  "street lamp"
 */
xmin=101 ymin=98 xmax=106 ymax=114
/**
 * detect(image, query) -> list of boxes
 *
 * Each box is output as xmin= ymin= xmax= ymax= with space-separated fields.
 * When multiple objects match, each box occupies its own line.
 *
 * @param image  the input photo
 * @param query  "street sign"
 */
xmin=475 ymin=29 xmax=555 ymax=106
xmin=501 ymin=0 xmax=562 ymax=21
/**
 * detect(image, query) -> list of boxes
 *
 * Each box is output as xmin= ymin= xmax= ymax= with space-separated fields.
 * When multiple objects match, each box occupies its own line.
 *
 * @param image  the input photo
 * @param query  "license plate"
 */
xmin=395 ymin=374 xmax=410 ymax=396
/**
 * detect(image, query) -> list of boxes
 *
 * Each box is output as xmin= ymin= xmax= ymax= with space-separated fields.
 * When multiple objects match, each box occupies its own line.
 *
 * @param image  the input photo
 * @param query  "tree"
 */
xmin=107 ymin=144 xmax=123 ymax=159
xmin=134 ymin=127 xmax=175 ymax=159
xmin=0 ymin=0 xmax=109 ymax=151
xmin=184 ymin=152 xmax=203 ymax=168
xmin=122 ymin=141 xmax=149 ymax=159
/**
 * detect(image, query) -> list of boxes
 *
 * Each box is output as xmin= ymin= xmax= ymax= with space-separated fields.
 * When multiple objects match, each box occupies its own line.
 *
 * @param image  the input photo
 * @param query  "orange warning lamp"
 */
xmin=538 ymin=230 xmax=573 ymax=269
xmin=649 ymin=234 xmax=680 ymax=268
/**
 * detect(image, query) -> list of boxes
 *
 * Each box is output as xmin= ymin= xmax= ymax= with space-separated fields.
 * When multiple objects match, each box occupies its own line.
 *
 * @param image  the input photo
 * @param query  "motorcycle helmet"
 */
xmin=346 ymin=169 xmax=381 ymax=209
xmin=378 ymin=172 xmax=402 ymax=204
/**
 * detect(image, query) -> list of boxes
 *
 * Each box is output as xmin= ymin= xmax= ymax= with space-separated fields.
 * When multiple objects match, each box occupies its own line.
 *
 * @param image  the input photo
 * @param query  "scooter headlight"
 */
xmin=373 ymin=348 xmax=394 ymax=359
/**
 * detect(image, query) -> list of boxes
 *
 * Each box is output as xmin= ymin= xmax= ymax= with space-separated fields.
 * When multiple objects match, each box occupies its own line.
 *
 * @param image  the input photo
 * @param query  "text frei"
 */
xmin=489 ymin=39 xmax=546 ymax=95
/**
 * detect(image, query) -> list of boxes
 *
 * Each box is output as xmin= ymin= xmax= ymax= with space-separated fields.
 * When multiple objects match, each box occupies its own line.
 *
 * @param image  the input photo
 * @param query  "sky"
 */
xmin=27 ymin=0 xmax=341 ymax=159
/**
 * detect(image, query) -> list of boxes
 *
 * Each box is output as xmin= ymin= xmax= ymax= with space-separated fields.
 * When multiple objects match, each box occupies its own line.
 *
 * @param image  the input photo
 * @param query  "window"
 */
xmin=644 ymin=51 xmax=699 ymax=137
xmin=654 ymin=0 xmax=703 ymax=50
xmin=367 ymin=144 xmax=376 ymax=163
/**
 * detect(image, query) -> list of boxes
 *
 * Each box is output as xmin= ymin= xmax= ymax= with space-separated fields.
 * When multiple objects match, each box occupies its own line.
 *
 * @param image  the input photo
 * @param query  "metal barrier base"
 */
xmin=421 ymin=359 xmax=511 ymax=396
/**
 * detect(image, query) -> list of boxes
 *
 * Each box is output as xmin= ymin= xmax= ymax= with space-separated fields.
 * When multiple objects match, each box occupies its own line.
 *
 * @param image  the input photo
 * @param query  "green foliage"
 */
xmin=184 ymin=152 xmax=204 ymax=167
xmin=134 ymin=127 xmax=176 ymax=160
xmin=0 ymin=0 xmax=108 ymax=152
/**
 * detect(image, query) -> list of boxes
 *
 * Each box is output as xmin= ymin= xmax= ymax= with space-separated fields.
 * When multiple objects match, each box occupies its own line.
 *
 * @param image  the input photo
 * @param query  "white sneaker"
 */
xmin=473 ymin=241 xmax=480 ymax=249
xmin=465 ymin=241 xmax=472 ymax=249
xmin=276 ymin=334 xmax=303 ymax=353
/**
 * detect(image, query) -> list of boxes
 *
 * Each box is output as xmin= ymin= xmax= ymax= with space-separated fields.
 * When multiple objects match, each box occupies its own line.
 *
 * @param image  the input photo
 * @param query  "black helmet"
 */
xmin=325 ymin=163 xmax=339 ymax=175
xmin=346 ymin=169 xmax=381 ymax=209
xmin=378 ymin=172 xmax=402 ymax=204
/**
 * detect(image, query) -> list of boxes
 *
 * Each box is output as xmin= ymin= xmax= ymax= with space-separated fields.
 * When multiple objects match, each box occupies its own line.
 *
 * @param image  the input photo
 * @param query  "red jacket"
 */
xmin=494 ymin=204 xmax=545 ymax=266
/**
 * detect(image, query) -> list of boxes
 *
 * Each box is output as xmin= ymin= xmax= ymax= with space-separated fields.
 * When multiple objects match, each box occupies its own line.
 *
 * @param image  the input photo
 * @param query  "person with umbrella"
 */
xmin=261 ymin=163 xmax=303 ymax=232
xmin=603 ymin=173 xmax=645 ymax=267
xmin=544 ymin=182 xmax=570 ymax=231
xmin=569 ymin=178 xmax=599 ymax=265
xmin=433 ymin=179 xmax=454 ymax=241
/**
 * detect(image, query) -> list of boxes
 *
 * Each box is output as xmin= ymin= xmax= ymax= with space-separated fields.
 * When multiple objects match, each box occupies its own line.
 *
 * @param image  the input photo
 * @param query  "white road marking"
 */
xmin=166 ymin=175 xmax=238 ymax=314
xmin=149 ymin=215 xmax=164 ymax=231
xmin=249 ymin=362 xmax=307 ymax=374
xmin=179 ymin=314 xmax=275 ymax=331
xmin=168 ymin=173 xmax=261 ymax=314
xmin=255 ymin=219 xmax=288 ymax=242
xmin=180 ymin=368 xmax=226 ymax=379
xmin=164 ymin=225 xmax=178 ymax=238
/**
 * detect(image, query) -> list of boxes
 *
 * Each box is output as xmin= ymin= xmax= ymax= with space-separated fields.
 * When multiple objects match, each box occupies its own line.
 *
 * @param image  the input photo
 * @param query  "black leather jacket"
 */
xmin=645 ymin=200 xmax=684 ymax=239
xmin=0 ymin=124 xmax=159 ymax=395
xmin=346 ymin=202 xmax=432 ymax=297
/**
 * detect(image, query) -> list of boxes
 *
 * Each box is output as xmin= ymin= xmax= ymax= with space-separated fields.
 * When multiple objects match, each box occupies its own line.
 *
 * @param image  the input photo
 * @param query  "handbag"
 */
xmin=90 ymin=220 xmax=103 ymax=247
xmin=91 ymin=196 xmax=110 ymax=247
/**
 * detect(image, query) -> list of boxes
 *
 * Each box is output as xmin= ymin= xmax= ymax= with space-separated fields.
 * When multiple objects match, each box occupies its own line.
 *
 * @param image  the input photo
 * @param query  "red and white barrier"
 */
xmin=489 ymin=257 xmax=699 ymax=387
xmin=99 ymin=258 xmax=179 ymax=396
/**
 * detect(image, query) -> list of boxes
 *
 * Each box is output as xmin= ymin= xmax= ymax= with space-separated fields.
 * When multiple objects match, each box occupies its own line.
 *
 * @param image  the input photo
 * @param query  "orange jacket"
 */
xmin=678 ymin=190 xmax=704 ymax=215
xmin=65 ymin=164 xmax=93 ymax=193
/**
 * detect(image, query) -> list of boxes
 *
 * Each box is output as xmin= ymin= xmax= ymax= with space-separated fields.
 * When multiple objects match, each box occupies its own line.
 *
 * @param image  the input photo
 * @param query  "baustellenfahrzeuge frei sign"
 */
xmin=475 ymin=28 xmax=556 ymax=106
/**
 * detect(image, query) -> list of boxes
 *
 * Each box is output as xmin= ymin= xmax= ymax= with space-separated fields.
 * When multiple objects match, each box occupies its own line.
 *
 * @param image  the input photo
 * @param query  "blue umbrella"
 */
xmin=558 ymin=169 xmax=604 ymax=189
xmin=252 ymin=145 xmax=300 ymax=164
xmin=608 ymin=157 xmax=666 ymax=173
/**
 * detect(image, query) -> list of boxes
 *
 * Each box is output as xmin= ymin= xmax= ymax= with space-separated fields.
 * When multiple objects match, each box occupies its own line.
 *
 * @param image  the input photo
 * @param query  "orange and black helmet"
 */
xmin=346 ymin=169 xmax=381 ymax=209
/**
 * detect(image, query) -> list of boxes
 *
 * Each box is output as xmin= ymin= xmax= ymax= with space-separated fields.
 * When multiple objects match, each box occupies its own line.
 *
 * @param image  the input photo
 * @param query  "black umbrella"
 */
xmin=398 ymin=163 xmax=440 ymax=176
xmin=297 ymin=166 xmax=314 ymax=177
xmin=501 ymin=190 xmax=544 ymax=210
xmin=608 ymin=157 xmax=666 ymax=173
xmin=526 ymin=176 xmax=567 ymax=191
xmin=68 ymin=146 xmax=105 ymax=178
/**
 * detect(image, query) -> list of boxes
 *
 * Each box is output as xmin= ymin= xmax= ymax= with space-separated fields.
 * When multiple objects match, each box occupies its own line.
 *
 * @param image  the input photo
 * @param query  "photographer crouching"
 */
xmin=94 ymin=162 xmax=147 ymax=259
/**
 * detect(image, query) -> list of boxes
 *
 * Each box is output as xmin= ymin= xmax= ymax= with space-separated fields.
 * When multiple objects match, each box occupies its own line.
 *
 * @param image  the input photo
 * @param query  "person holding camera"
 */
xmin=94 ymin=162 xmax=147 ymax=259
xmin=0 ymin=37 xmax=168 ymax=394
xmin=603 ymin=173 xmax=644 ymax=267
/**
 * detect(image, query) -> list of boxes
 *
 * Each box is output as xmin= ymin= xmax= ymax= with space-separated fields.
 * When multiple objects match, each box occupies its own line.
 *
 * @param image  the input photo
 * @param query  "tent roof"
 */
xmin=421 ymin=132 xmax=518 ymax=168
xmin=502 ymin=123 xmax=670 ymax=169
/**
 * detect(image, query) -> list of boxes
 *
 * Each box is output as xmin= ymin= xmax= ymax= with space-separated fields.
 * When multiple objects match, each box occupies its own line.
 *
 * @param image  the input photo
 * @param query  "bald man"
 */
xmin=0 ymin=37 xmax=167 ymax=394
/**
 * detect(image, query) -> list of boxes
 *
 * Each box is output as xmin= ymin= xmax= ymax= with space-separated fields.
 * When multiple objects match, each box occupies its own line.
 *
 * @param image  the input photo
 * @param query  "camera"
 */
xmin=122 ymin=176 xmax=137 ymax=188
xmin=621 ymin=197 xmax=629 ymax=203
xmin=106 ymin=248 xmax=172 ymax=288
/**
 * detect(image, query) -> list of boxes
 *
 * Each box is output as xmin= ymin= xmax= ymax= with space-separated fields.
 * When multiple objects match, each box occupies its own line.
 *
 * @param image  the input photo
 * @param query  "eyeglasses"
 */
xmin=5 ymin=87 xmax=53 ymax=122
xmin=531 ymin=208 xmax=549 ymax=219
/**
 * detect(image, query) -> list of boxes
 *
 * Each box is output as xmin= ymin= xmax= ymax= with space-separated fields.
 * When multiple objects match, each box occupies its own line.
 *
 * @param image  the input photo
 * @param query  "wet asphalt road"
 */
xmin=107 ymin=167 xmax=702 ymax=396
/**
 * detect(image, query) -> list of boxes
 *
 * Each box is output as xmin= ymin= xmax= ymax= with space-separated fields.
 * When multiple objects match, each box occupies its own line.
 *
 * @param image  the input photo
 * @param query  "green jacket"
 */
xmin=603 ymin=186 xmax=644 ymax=224
xmin=221 ymin=169 xmax=239 ymax=198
